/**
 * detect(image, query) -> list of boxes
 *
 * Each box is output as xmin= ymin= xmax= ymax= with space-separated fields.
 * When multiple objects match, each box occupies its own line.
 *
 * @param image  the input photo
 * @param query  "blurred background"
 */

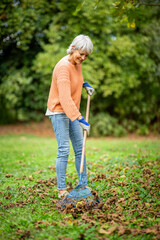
xmin=0 ymin=0 xmax=160 ymax=137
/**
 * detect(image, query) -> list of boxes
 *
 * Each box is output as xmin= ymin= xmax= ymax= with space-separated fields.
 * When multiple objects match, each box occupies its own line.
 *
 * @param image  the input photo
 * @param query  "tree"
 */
xmin=112 ymin=0 xmax=160 ymax=27
xmin=0 ymin=0 xmax=58 ymax=122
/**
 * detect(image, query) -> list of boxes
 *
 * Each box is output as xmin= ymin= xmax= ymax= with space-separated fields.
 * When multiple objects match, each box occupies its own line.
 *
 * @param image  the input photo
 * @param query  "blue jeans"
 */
xmin=49 ymin=114 xmax=87 ymax=190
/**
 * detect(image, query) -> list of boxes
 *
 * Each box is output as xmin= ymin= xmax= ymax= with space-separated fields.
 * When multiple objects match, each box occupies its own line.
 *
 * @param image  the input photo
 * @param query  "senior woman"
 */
xmin=46 ymin=34 xmax=94 ymax=198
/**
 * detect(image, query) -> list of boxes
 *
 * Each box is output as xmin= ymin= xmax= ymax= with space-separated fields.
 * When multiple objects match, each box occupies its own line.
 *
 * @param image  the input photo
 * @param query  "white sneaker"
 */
xmin=58 ymin=191 xmax=69 ymax=199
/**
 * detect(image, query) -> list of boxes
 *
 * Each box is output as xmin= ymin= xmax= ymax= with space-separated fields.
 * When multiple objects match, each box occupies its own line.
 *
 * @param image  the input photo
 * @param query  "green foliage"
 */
xmin=122 ymin=119 xmax=137 ymax=133
xmin=90 ymin=113 xmax=127 ymax=137
xmin=0 ymin=0 xmax=160 ymax=135
xmin=136 ymin=124 xmax=149 ymax=136
xmin=0 ymin=68 xmax=32 ymax=121
xmin=112 ymin=0 xmax=160 ymax=27
xmin=0 ymin=0 xmax=58 ymax=123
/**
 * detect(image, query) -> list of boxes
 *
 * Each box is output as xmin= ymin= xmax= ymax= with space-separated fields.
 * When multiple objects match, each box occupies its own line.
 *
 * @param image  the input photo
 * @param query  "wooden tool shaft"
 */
xmin=80 ymin=95 xmax=90 ymax=173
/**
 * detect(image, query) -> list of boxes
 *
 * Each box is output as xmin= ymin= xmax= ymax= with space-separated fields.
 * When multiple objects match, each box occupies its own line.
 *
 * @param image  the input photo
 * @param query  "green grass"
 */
xmin=0 ymin=135 xmax=160 ymax=240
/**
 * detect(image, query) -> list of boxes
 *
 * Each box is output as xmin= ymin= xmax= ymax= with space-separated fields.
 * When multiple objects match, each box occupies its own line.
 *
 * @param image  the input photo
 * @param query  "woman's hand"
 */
xmin=78 ymin=116 xmax=90 ymax=135
xmin=83 ymin=82 xmax=95 ymax=96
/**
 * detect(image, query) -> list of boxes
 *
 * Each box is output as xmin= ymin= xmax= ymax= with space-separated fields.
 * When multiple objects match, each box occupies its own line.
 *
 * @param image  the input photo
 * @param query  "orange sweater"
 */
xmin=47 ymin=56 xmax=83 ymax=121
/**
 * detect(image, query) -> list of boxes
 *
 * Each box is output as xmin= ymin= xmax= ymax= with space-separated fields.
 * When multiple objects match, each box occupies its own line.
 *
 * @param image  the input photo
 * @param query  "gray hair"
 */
xmin=67 ymin=34 xmax=93 ymax=55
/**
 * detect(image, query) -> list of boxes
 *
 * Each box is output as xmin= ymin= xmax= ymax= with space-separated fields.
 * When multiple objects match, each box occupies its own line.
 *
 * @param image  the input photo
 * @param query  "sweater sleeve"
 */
xmin=56 ymin=65 xmax=81 ymax=121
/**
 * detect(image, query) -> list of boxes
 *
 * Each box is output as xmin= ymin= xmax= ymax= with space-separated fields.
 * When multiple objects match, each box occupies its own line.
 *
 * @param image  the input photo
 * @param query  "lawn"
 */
xmin=0 ymin=135 xmax=160 ymax=240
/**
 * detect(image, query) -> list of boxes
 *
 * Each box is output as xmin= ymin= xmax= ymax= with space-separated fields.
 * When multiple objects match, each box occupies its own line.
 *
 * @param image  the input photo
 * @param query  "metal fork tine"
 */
xmin=57 ymin=195 xmax=102 ymax=209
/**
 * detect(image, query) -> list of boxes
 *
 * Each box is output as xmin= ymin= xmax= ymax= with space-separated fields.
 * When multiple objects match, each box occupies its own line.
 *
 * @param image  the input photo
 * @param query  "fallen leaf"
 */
xmin=120 ymin=175 xmax=126 ymax=179
xmin=118 ymin=225 xmax=126 ymax=236
xmin=99 ymin=228 xmax=109 ymax=234
xmin=99 ymin=225 xmax=117 ymax=235
xmin=5 ymin=174 xmax=13 ymax=178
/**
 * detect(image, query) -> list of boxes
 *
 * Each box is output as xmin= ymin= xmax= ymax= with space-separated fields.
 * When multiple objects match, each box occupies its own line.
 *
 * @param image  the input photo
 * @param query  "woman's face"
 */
xmin=69 ymin=49 xmax=88 ymax=65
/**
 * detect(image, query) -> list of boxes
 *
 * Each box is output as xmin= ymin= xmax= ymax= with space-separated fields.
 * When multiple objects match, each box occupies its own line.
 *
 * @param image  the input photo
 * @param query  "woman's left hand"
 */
xmin=78 ymin=116 xmax=90 ymax=135
xmin=83 ymin=82 xmax=95 ymax=96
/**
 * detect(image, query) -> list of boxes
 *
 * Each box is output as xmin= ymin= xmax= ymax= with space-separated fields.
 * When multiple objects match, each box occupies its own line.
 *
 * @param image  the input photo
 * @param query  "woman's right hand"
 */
xmin=78 ymin=117 xmax=90 ymax=135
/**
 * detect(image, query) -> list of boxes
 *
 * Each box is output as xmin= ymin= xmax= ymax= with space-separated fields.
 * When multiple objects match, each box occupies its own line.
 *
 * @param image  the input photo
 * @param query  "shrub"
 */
xmin=90 ymin=113 xmax=127 ymax=137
